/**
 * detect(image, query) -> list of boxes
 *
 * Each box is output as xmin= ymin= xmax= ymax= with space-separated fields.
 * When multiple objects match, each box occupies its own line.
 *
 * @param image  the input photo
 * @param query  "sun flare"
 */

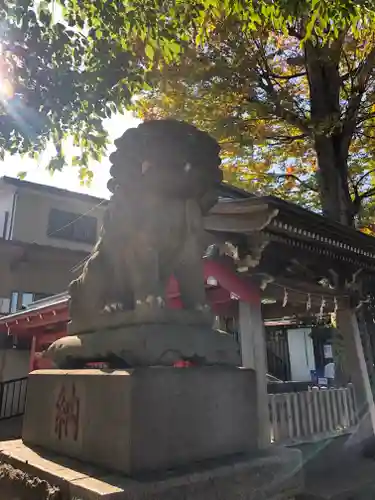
xmin=0 ymin=79 xmax=14 ymax=100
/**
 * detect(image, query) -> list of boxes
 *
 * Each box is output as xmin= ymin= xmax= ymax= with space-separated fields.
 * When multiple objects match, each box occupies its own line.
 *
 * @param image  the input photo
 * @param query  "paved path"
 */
xmin=3 ymin=422 xmax=375 ymax=499
xmin=296 ymin=436 xmax=375 ymax=499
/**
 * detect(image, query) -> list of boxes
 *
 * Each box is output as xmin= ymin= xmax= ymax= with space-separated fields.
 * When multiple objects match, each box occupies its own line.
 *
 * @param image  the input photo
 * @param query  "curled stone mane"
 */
xmin=108 ymin=119 xmax=223 ymax=208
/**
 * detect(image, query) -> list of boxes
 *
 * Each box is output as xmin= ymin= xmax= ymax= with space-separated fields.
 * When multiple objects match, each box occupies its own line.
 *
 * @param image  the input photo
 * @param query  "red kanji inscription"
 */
xmin=54 ymin=383 xmax=80 ymax=441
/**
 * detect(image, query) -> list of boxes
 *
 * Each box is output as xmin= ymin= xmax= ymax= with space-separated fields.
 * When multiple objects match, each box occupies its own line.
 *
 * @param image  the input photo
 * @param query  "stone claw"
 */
xmin=103 ymin=303 xmax=124 ymax=313
xmin=156 ymin=296 xmax=165 ymax=308
xmin=145 ymin=295 xmax=156 ymax=306
xmin=136 ymin=295 xmax=165 ymax=309
xmin=194 ymin=304 xmax=211 ymax=313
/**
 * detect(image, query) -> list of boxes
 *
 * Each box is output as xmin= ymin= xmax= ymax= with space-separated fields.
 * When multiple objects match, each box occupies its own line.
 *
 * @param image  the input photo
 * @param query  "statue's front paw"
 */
xmin=194 ymin=304 xmax=211 ymax=313
xmin=103 ymin=303 xmax=124 ymax=313
xmin=136 ymin=295 xmax=165 ymax=309
xmin=155 ymin=296 xmax=166 ymax=308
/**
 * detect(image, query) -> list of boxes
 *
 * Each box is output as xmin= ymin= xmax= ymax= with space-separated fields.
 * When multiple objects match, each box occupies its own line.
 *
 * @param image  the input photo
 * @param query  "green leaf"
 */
xmin=145 ymin=43 xmax=155 ymax=60
xmin=169 ymin=40 xmax=181 ymax=55
xmin=72 ymin=156 xmax=81 ymax=166
xmin=47 ymin=156 xmax=65 ymax=172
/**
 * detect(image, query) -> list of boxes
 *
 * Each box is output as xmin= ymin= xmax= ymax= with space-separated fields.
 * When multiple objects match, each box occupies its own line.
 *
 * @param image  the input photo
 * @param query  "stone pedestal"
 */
xmin=23 ymin=367 xmax=258 ymax=475
xmin=45 ymin=319 xmax=241 ymax=368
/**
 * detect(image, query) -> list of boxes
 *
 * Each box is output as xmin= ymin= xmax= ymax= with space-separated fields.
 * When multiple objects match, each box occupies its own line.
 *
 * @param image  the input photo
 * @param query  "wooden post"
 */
xmin=239 ymin=298 xmax=270 ymax=448
xmin=336 ymin=307 xmax=375 ymax=442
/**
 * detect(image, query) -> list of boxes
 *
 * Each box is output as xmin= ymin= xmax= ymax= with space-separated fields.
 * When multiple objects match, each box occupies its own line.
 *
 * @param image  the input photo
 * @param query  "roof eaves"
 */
xmin=1 ymin=176 xmax=108 ymax=206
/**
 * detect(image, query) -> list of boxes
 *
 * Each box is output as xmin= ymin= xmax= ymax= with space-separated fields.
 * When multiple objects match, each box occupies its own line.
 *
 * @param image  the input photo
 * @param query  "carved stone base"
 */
xmin=23 ymin=368 xmax=257 ymax=475
xmin=45 ymin=320 xmax=241 ymax=368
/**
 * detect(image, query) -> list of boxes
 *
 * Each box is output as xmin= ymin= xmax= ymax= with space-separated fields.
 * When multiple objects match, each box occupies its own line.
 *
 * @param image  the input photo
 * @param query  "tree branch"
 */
xmin=358 ymin=131 xmax=375 ymax=140
xmin=269 ymin=72 xmax=307 ymax=80
xmin=354 ymin=168 xmax=375 ymax=188
xmin=359 ymin=187 xmax=375 ymax=201
xmin=250 ymin=39 xmax=312 ymax=136
xmin=356 ymin=111 xmax=375 ymax=126
xmin=247 ymin=94 xmax=312 ymax=135
xmin=349 ymin=176 xmax=362 ymax=216
xmin=265 ymin=133 xmax=306 ymax=144
xmin=341 ymin=46 xmax=375 ymax=155
xmin=287 ymin=25 xmax=304 ymax=41
xmin=272 ymin=173 xmax=319 ymax=192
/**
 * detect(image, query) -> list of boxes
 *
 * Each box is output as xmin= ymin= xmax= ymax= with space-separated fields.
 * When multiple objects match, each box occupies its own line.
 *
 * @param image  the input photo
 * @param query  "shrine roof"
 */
xmin=214 ymin=185 xmax=375 ymax=266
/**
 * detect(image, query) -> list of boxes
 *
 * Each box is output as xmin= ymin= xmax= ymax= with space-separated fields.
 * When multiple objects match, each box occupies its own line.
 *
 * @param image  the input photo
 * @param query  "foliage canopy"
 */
xmin=134 ymin=22 xmax=375 ymax=229
xmin=2 ymin=0 xmax=375 ymax=223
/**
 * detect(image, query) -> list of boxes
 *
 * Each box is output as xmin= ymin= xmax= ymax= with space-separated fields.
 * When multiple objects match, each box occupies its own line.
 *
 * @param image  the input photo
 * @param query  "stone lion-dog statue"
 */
xmin=68 ymin=119 xmax=223 ymax=333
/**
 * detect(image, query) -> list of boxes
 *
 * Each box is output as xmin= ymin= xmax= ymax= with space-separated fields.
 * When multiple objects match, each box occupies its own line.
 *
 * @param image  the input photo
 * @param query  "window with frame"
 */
xmin=0 ymin=297 xmax=10 ymax=314
xmin=10 ymin=292 xmax=53 ymax=313
xmin=47 ymin=208 xmax=97 ymax=245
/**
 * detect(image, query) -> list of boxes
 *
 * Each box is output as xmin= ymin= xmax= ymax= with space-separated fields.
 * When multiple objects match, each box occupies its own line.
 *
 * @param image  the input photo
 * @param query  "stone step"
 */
xmin=0 ymin=439 xmax=303 ymax=500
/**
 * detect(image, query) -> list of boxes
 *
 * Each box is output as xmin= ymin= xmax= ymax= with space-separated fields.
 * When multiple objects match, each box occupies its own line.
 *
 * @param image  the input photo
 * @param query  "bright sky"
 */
xmin=0 ymin=111 xmax=141 ymax=200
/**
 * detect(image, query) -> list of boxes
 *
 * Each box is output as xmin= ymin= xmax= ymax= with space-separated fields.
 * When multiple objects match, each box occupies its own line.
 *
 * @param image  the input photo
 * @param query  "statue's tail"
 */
xmin=70 ymin=237 xmax=102 ymax=274
xmin=70 ymin=256 xmax=90 ymax=274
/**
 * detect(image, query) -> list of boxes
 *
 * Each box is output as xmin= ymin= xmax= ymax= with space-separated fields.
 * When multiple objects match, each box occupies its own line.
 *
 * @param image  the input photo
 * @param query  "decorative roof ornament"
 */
xmin=319 ymin=296 xmax=326 ymax=320
xmin=334 ymin=296 xmax=338 ymax=314
xmin=282 ymin=288 xmax=288 ymax=308
xmin=306 ymin=293 xmax=311 ymax=311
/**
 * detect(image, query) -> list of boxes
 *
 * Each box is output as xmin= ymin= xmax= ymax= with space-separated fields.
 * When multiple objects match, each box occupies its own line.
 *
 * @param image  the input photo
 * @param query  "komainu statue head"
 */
xmin=107 ymin=119 xmax=223 ymax=212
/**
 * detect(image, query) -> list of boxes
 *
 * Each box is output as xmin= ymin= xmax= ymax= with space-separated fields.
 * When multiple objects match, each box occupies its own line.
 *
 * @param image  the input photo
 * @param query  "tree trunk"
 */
xmin=314 ymin=134 xmax=354 ymax=225
xmin=305 ymin=41 xmax=355 ymax=226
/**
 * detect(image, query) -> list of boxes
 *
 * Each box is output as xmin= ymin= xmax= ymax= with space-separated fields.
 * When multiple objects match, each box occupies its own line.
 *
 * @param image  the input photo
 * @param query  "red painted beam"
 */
xmin=168 ymin=260 xmax=259 ymax=304
xmin=0 ymin=308 xmax=69 ymax=334
xmin=203 ymin=260 xmax=260 ymax=304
